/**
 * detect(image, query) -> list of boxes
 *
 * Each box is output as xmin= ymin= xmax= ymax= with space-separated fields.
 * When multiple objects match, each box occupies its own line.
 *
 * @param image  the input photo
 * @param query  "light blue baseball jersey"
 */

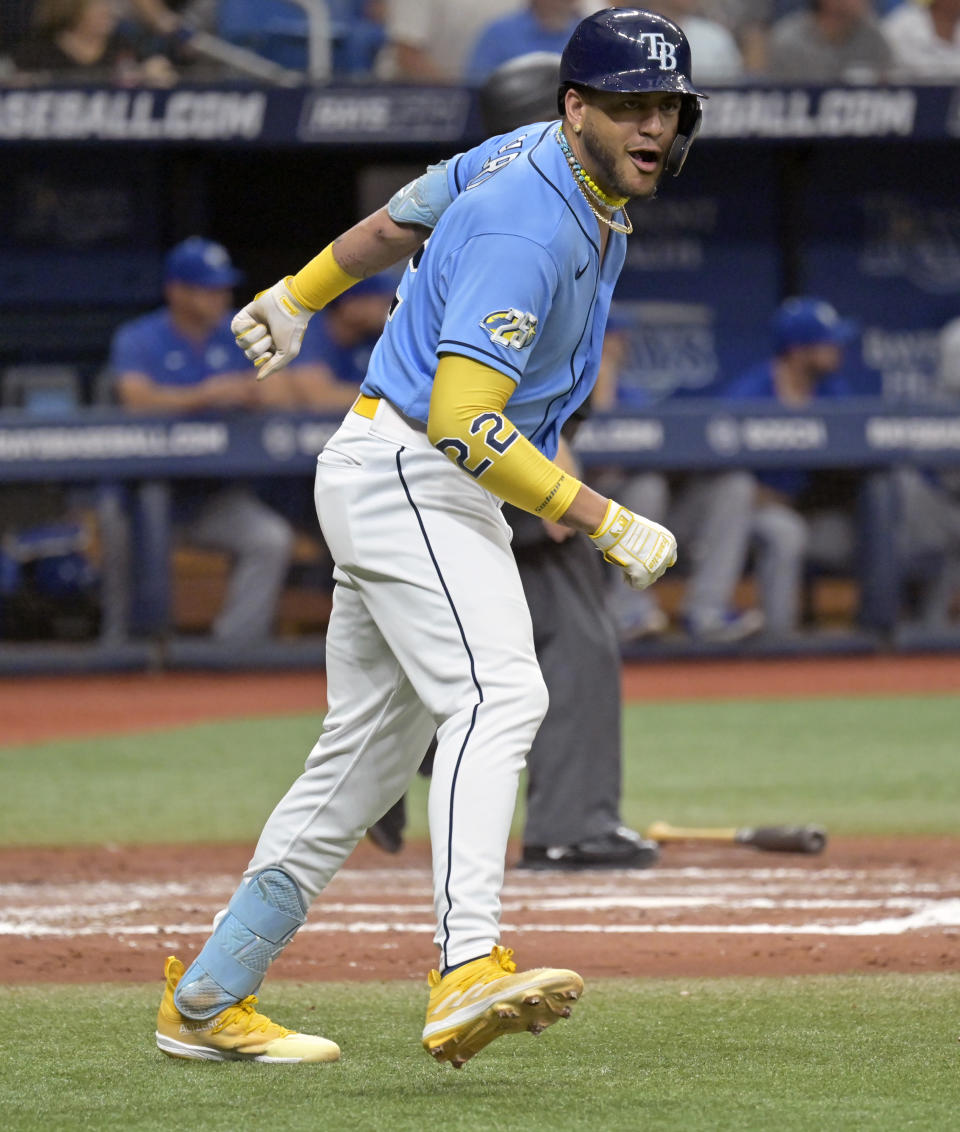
xmin=361 ymin=121 xmax=627 ymax=459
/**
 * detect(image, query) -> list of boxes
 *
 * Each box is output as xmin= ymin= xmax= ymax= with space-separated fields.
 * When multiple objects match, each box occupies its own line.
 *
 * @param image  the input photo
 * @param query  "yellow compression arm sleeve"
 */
xmin=427 ymin=355 xmax=582 ymax=522
xmin=288 ymin=244 xmax=361 ymax=311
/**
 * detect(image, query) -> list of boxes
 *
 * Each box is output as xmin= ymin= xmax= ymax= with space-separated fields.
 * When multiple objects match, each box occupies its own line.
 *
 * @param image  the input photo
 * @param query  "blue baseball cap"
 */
xmin=164 ymin=237 xmax=243 ymax=288
xmin=772 ymin=297 xmax=858 ymax=353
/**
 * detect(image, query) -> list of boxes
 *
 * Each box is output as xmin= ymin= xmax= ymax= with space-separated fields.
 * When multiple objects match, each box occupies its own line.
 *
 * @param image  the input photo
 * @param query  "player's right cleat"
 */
xmin=421 ymin=945 xmax=583 ymax=1069
xmin=155 ymin=956 xmax=340 ymax=1064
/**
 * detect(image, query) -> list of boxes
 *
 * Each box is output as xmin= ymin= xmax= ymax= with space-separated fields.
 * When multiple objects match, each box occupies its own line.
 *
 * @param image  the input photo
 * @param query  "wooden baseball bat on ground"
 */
xmin=645 ymin=820 xmax=827 ymax=855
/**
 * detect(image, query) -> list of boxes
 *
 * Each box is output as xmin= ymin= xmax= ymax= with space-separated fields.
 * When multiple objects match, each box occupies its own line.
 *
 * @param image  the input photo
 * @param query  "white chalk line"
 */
xmin=4 ymin=866 xmax=954 ymax=901
xmin=6 ymin=902 xmax=960 ymax=939
xmin=4 ymin=903 xmax=960 ymax=940
xmin=3 ymin=869 xmax=959 ymax=940
xmin=0 ymin=896 xmax=947 ymax=927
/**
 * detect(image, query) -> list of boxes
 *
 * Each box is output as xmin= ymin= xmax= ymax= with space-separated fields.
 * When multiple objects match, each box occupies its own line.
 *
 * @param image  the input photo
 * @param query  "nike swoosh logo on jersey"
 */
xmin=575 ymin=262 xmax=590 ymax=279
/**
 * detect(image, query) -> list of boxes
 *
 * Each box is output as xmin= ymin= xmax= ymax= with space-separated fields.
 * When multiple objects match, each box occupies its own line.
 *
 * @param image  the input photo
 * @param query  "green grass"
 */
xmin=620 ymin=695 xmax=960 ymax=835
xmin=0 ymin=716 xmax=322 ymax=844
xmin=1 ymin=976 xmax=958 ymax=1131
xmin=1 ymin=695 xmax=957 ymax=845
xmin=2 ymin=695 xmax=958 ymax=1130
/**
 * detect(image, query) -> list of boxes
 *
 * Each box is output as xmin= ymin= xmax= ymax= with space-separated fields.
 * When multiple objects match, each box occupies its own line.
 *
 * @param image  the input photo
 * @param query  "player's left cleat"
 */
xmin=421 ymin=946 xmax=583 ymax=1068
xmin=156 ymin=956 xmax=340 ymax=1064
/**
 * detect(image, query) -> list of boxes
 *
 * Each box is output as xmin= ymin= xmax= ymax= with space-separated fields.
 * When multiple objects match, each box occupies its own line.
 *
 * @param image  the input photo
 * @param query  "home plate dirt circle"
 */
xmin=2 ymin=837 xmax=958 ymax=984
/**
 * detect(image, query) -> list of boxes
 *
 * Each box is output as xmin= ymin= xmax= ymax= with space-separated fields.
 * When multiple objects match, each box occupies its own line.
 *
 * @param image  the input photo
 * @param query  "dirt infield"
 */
xmin=3 ymin=838 xmax=959 ymax=985
xmin=2 ymin=656 xmax=959 ymax=985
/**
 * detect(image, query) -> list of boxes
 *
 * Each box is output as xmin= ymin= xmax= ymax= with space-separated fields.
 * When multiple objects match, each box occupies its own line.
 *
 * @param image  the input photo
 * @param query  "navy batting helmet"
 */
xmin=558 ymin=7 xmax=707 ymax=176
xmin=479 ymin=52 xmax=562 ymax=136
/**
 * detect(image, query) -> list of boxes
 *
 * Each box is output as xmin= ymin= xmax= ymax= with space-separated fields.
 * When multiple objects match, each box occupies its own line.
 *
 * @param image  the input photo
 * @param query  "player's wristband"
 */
xmin=289 ymin=244 xmax=361 ymax=311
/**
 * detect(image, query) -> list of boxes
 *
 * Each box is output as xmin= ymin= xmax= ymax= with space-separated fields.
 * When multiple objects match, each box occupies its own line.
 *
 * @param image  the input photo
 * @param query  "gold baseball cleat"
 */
xmin=156 ymin=956 xmax=340 ymax=1064
xmin=422 ymin=946 xmax=583 ymax=1068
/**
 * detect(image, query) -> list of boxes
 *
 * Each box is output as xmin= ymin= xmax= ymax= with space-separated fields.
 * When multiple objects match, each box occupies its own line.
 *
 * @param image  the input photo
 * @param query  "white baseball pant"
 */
xmin=245 ymin=397 xmax=549 ymax=969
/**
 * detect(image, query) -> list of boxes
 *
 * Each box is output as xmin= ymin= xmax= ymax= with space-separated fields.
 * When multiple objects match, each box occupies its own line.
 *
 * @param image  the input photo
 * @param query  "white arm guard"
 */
xmin=589 ymin=500 xmax=677 ymax=591
xmin=231 ymin=277 xmax=313 ymax=380
xmin=387 ymin=160 xmax=456 ymax=230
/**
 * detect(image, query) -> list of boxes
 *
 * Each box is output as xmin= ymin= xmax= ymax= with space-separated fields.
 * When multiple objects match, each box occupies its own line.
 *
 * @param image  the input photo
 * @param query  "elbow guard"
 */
xmin=387 ymin=161 xmax=455 ymax=229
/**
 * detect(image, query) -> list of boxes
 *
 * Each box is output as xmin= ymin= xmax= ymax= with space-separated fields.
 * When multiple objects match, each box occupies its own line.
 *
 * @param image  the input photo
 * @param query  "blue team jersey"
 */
xmin=361 ymin=121 xmax=627 ymax=459
xmin=109 ymin=309 xmax=244 ymax=386
xmin=108 ymin=308 xmax=254 ymax=522
xmin=725 ymin=360 xmax=852 ymax=499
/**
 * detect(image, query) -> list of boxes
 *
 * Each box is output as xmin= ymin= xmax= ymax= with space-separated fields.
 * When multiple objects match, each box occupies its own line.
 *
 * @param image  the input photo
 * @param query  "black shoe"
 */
xmin=517 ymin=826 xmax=659 ymax=870
xmin=366 ymin=796 xmax=406 ymax=854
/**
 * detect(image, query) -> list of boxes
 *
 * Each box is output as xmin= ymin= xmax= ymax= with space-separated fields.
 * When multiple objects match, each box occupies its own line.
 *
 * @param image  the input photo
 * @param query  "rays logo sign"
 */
xmin=480 ymin=308 xmax=538 ymax=351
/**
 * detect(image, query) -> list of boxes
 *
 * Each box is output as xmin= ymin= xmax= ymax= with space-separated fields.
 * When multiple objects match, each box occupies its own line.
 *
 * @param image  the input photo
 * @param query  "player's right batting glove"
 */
xmin=231 ymin=277 xmax=314 ymax=380
xmin=589 ymin=500 xmax=677 ymax=590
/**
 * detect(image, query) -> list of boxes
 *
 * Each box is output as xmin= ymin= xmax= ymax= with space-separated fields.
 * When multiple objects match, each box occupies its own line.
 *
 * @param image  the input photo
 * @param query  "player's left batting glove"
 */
xmin=231 ymin=277 xmax=314 ymax=380
xmin=589 ymin=500 xmax=677 ymax=591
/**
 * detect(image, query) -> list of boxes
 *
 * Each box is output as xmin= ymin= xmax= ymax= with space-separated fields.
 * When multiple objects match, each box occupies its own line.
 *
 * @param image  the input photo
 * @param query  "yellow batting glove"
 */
xmin=230 ymin=277 xmax=313 ymax=380
xmin=589 ymin=500 xmax=677 ymax=591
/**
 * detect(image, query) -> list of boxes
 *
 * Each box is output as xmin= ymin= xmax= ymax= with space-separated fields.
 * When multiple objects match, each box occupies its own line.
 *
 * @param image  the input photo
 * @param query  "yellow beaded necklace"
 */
xmin=555 ymin=125 xmax=633 ymax=236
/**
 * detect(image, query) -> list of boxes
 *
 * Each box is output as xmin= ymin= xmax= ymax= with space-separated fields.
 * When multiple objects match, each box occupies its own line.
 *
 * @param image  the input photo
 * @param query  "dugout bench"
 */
xmin=2 ymin=398 xmax=960 ymax=672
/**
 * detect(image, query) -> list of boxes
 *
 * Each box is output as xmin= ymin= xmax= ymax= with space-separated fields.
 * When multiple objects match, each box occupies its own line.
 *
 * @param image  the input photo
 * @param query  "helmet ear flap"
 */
xmin=678 ymin=94 xmax=701 ymax=140
xmin=665 ymin=96 xmax=703 ymax=177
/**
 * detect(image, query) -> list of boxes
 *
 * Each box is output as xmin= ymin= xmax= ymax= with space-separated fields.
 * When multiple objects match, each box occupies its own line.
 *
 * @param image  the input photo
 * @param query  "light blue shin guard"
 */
xmin=174 ymin=868 xmax=306 ymax=1019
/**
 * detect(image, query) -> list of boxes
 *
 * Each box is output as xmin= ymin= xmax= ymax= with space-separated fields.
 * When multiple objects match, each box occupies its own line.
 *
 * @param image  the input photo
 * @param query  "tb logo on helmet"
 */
xmin=638 ymin=32 xmax=677 ymax=71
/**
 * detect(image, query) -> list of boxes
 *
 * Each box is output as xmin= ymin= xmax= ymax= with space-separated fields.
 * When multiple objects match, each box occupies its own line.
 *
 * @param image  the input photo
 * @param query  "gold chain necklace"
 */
xmin=555 ymin=126 xmax=633 ymax=236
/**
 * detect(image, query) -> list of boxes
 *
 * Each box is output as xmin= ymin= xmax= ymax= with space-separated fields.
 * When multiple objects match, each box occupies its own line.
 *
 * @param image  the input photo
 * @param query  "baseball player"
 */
xmin=156 ymin=8 xmax=703 ymax=1069
xmin=366 ymin=51 xmax=663 ymax=870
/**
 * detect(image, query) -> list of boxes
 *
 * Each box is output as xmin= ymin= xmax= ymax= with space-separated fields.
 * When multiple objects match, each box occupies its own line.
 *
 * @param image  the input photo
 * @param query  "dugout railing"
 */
xmin=1 ymin=399 xmax=959 ymax=672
